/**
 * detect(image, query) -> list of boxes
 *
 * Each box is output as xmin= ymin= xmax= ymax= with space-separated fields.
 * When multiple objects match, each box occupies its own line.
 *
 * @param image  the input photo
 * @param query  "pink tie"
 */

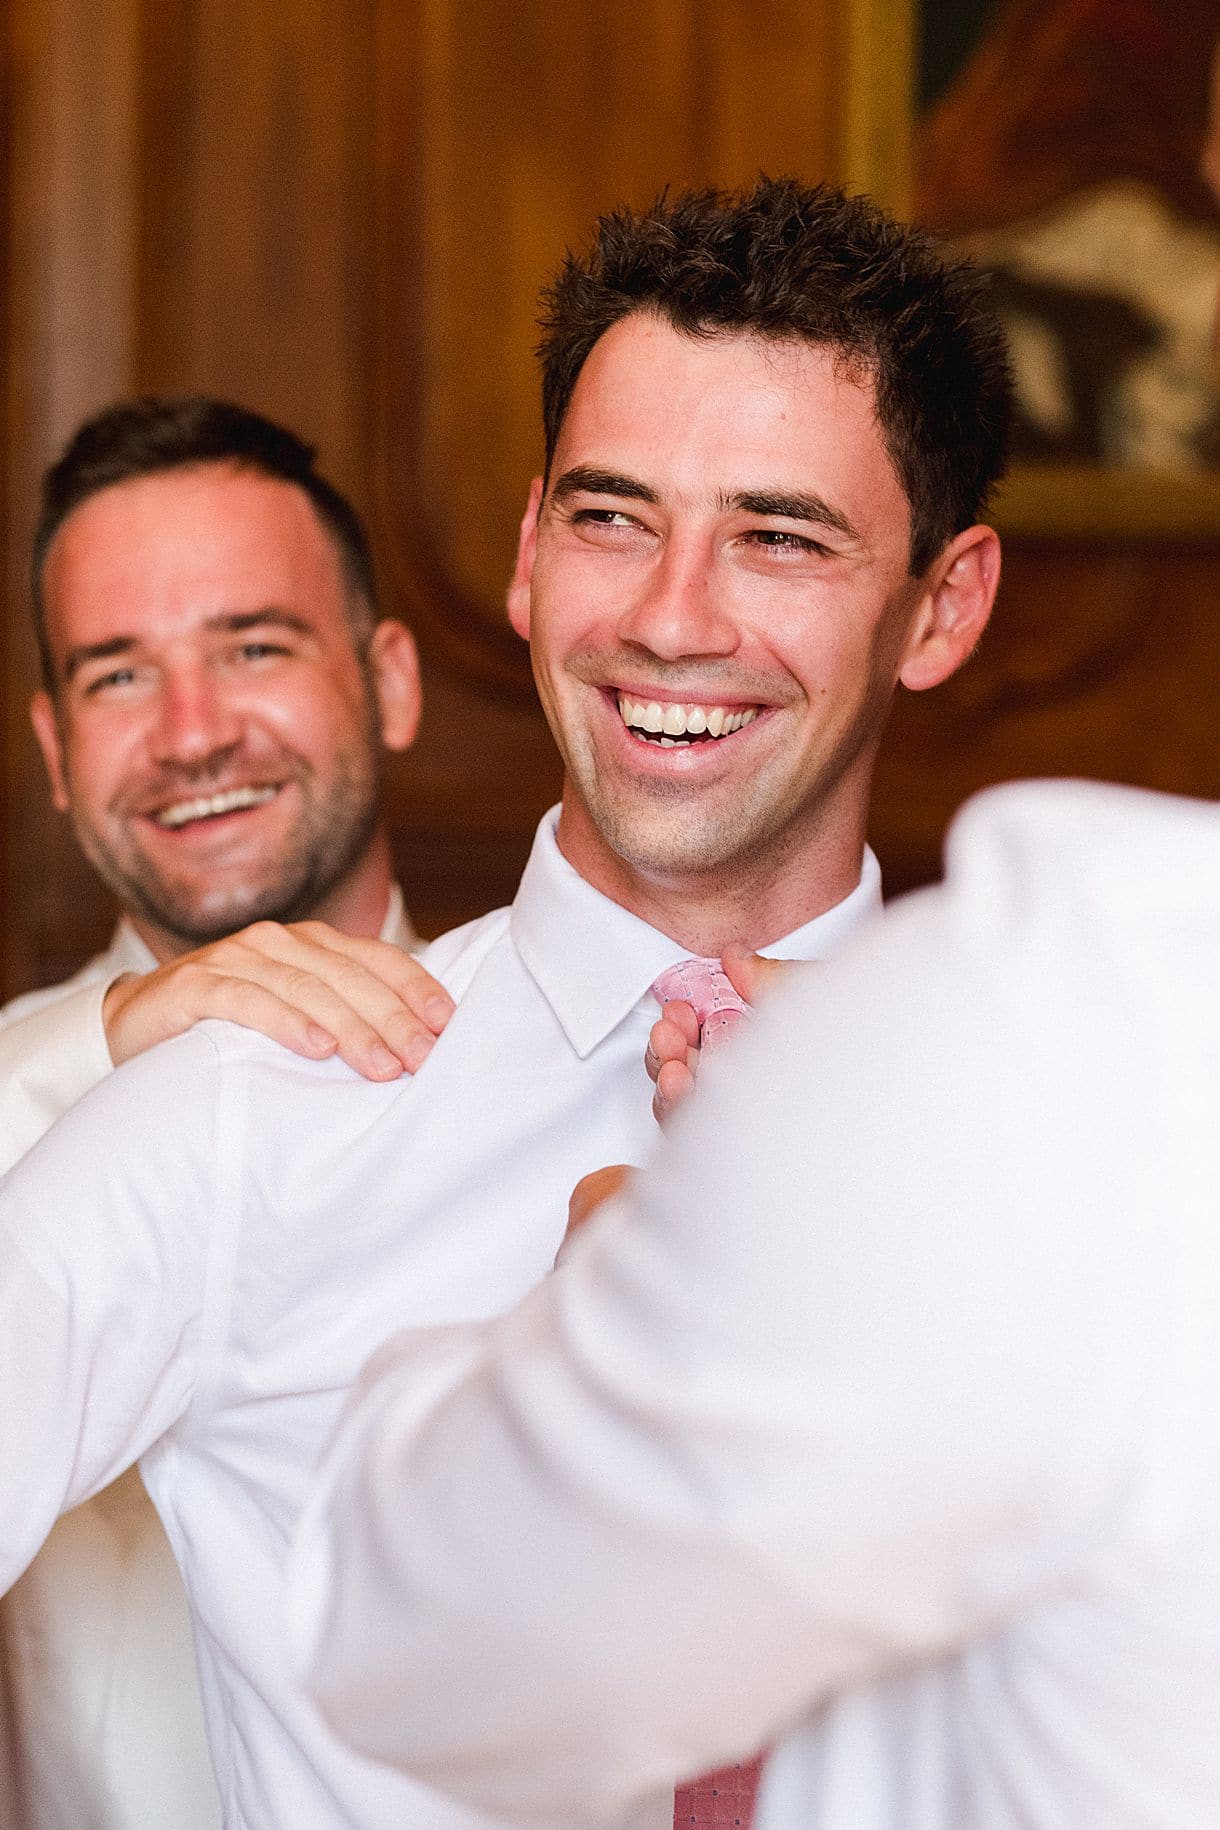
xmin=674 ymin=1756 xmax=764 ymax=1827
xmin=652 ymin=958 xmax=762 ymax=1826
xmin=650 ymin=957 xmax=750 ymax=1051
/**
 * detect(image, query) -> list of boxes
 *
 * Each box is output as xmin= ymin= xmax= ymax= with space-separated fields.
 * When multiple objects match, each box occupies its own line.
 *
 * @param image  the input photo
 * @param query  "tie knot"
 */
xmin=650 ymin=957 xmax=749 ymax=1051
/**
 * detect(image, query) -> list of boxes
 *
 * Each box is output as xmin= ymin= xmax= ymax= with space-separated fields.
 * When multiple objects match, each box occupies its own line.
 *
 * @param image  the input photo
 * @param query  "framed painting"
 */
xmin=884 ymin=0 xmax=1220 ymax=538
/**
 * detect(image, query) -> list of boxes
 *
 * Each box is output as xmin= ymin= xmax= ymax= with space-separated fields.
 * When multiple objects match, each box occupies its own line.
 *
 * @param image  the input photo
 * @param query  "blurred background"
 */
xmin=2 ymin=0 xmax=1218 ymax=998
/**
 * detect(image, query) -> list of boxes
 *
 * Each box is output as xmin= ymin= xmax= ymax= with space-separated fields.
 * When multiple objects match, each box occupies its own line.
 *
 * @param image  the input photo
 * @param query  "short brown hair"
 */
xmin=32 ymin=395 xmax=378 ymax=688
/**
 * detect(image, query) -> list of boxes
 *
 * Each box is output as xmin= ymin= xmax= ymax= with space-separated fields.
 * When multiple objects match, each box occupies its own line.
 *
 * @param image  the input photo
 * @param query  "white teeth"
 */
xmin=617 ymin=697 xmax=760 ymax=743
xmin=155 ymin=785 xmax=279 ymax=829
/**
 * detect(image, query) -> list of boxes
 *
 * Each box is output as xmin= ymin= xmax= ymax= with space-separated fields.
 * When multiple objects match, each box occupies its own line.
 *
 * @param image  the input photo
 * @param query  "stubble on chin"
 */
xmin=76 ymin=753 xmax=382 ymax=948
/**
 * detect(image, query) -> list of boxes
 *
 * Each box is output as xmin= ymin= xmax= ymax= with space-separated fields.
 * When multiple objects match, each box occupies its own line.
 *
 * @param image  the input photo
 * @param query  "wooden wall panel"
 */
xmin=368 ymin=0 xmax=850 ymax=931
xmin=373 ymin=0 xmax=844 ymax=692
xmin=872 ymin=544 xmax=1220 ymax=893
xmin=4 ymin=0 xmax=1210 ymax=994
xmin=2 ymin=0 xmax=144 ymax=995
xmin=1 ymin=0 xmax=861 ymax=982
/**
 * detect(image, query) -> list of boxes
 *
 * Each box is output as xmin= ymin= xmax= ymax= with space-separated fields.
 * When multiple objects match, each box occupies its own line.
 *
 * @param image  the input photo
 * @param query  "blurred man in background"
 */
xmin=0 ymin=395 xmax=451 ymax=1830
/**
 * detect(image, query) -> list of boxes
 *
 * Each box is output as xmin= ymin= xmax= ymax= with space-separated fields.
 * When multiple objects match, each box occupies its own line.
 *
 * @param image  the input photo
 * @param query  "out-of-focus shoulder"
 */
xmin=945 ymin=780 xmax=1220 ymax=896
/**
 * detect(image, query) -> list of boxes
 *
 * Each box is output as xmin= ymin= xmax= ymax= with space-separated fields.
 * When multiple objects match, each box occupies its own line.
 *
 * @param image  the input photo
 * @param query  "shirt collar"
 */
xmin=108 ymin=919 xmax=160 ymax=976
xmin=380 ymin=883 xmax=418 ymax=952
xmin=510 ymin=807 xmax=883 ymax=1060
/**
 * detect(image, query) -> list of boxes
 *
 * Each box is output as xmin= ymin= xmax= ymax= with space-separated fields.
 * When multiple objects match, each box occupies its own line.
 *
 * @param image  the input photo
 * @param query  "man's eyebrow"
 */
xmin=549 ymin=468 xmax=660 ymax=506
xmin=726 ymin=489 xmax=861 ymax=543
xmin=61 ymin=609 xmax=316 ymax=684
xmin=62 ymin=637 xmax=138 ymax=684
xmin=202 ymin=608 xmax=316 ymax=638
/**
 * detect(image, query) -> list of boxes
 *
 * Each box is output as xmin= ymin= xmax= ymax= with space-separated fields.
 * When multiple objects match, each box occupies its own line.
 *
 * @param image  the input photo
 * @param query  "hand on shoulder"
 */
xmin=103 ymin=920 xmax=454 ymax=1080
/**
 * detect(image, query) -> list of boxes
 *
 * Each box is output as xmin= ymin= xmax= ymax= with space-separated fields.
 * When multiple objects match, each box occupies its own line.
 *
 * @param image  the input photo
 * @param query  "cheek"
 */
xmin=60 ymin=715 xmax=139 ymax=800
xmin=243 ymin=671 xmax=368 ymax=746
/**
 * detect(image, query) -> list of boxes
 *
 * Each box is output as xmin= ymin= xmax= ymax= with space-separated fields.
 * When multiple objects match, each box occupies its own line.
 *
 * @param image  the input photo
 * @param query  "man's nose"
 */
xmin=614 ymin=541 xmax=739 ymax=661
xmin=150 ymin=667 xmax=243 ymax=764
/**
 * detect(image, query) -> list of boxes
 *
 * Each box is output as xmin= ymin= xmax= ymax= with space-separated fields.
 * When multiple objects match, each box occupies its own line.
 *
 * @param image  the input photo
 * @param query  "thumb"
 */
xmin=720 ymin=943 xmax=797 ymax=1006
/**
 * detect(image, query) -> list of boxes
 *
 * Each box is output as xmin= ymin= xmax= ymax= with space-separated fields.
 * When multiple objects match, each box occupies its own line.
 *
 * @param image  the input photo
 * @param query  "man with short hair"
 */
xmin=1 ymin=395 xmax=452 ymax=1829
xmin=0 ymin=180 xmax=1011 ymax=1828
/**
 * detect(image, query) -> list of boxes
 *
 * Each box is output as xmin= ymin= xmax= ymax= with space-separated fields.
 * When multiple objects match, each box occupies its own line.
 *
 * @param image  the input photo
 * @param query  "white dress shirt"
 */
xmin=293 ymin=782 xmax=1220 ymax=1830
xmin=0 ymin=886 xmax=415 ymax=1830
xmin=0 ymin=884 xmax=417 ymax=1176
xmin=0 ymin=812 xmax=878 ymax=1830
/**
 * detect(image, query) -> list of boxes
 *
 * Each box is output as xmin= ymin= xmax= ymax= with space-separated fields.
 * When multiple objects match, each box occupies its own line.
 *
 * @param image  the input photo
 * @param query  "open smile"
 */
xmin=151 ymin=784 xmax=283 ymax=830
xmin=616 ymin=694 xmax=760 ymax=748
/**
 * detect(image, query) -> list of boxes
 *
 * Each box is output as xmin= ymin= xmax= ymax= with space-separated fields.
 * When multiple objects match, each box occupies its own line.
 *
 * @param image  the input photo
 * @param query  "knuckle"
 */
xmin=289 ymin=919 xmax=330 ymax=945
xmin=241 ymin=919 xmax=285 ymax=949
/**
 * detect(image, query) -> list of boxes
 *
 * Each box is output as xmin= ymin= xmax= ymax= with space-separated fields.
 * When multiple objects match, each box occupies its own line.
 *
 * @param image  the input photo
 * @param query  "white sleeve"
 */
xmin=292 ymin=789 xmax=1180 ymax=1823
xmin=0 ymin=979 xmax=117 ymax=1174
xmin=0 ymin=1028 xmax=226 ymax=1590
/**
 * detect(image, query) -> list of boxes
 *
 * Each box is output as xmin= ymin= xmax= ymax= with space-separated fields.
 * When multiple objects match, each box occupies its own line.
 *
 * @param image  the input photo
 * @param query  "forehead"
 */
xmin=40 ymin=465 xmax=349 ymax=653
xmin=554 ymin=313 xmax=908 ymax=528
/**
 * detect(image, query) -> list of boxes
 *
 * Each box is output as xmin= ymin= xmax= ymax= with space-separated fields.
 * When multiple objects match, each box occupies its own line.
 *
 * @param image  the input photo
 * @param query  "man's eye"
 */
xmin=83 ymin=668 xmax=136 ymax=696
xmin=236 ymin=641 xmax=291 ymax=662
xmin=572 ymin=508 xmax=639 ymax=529
xmin=746 ymin=528 xmax=822 ymax=554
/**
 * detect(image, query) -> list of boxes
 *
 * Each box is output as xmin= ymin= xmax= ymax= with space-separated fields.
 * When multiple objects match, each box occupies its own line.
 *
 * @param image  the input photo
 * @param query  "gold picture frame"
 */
xmin=843 ymin=0 xmax=1220 ymax=542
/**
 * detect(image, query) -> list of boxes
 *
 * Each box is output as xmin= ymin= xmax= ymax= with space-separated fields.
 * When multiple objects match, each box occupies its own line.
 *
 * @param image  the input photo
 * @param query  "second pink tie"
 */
xmin=651 ymin=957 xmax=762 ymax=1826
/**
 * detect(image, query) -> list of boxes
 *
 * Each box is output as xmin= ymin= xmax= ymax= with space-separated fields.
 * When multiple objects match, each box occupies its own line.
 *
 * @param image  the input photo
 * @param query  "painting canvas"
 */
xmin=912 ymin=0 xmax=1220 ymax=535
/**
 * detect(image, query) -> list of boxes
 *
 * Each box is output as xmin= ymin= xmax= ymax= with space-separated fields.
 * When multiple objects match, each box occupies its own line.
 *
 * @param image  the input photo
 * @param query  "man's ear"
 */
xmin=506 ymin=477 xmax=544 ymax=640
xmin=30 ymin=691 xmax=71 ymax=812
xmin=367 ymin=620 xmax=422 ymax=752
xmin=898 ymin=525 xmax=1001 ymax=693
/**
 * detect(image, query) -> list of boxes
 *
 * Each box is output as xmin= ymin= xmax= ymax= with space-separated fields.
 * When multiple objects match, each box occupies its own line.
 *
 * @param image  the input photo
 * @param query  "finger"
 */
xmin=565 ymin=1165 xmax=633 ymax=1240
xmin=226 ymin=933 xmax=447 ymax=1073
xmin=653 ymin=996 xmax=700 ymax=1044
xmin=645 ymin=1011 xmax=698 ymax=1086
xmin=107 ymin=971 xmax=342 ymax=1071
xmin=282 ymin=924 xmax=454 ymax=1032
xmin=220 ymin=956 xmax=431 ymax=1078
xmin=652 ymin=1056 xmax=697 ymax=1126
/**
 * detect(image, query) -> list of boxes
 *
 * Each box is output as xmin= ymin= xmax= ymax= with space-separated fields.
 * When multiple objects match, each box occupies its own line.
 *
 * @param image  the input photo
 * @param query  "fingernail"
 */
xmin=424 ymin=994 xmax=453 ymax=1029
xmin=306 ymin=1024 xmax=337 ymax=1054
xmin=370 ymin=1043 xmax=402 ymax=1077
xmin=402 ymin=1033 xmax=434 ymax=1074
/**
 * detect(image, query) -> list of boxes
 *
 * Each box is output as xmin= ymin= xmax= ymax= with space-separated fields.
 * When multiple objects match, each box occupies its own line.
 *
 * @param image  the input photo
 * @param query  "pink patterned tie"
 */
xmin=652 ymin=959 xmax=762 ymax=1827
xmin=650 ymin=956 xmax=750 ymax=1052
xmin=674 ymin=1756 xmax=764 ymax=1827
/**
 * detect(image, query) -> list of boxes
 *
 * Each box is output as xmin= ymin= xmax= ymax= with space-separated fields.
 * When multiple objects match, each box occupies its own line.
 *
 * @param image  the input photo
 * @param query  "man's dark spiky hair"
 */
xmin=537 ymin=176 xmax=1013 ymax=573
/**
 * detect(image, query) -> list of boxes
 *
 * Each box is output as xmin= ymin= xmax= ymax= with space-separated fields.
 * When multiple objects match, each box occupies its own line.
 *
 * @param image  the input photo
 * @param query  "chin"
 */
xmin=603 ymin=811 xmax=748 ymax=883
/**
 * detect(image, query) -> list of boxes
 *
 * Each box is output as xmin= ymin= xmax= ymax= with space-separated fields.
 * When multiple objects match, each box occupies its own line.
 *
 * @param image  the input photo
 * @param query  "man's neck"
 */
xmin=554 ymin=804 xmax=869 ymax=956
xmin=130 ymin=833 xmax=397 ymax=964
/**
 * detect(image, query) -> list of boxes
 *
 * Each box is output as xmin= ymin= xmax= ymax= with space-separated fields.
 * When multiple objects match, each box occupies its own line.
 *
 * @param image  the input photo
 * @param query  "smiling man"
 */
xmin=0 ymin=183 xmax=1012 ymax=1829
xmin=508 ymin=294 xmax=1001 ymax=950
xmin=0 ymin=397 xmax=453 ymax=1830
